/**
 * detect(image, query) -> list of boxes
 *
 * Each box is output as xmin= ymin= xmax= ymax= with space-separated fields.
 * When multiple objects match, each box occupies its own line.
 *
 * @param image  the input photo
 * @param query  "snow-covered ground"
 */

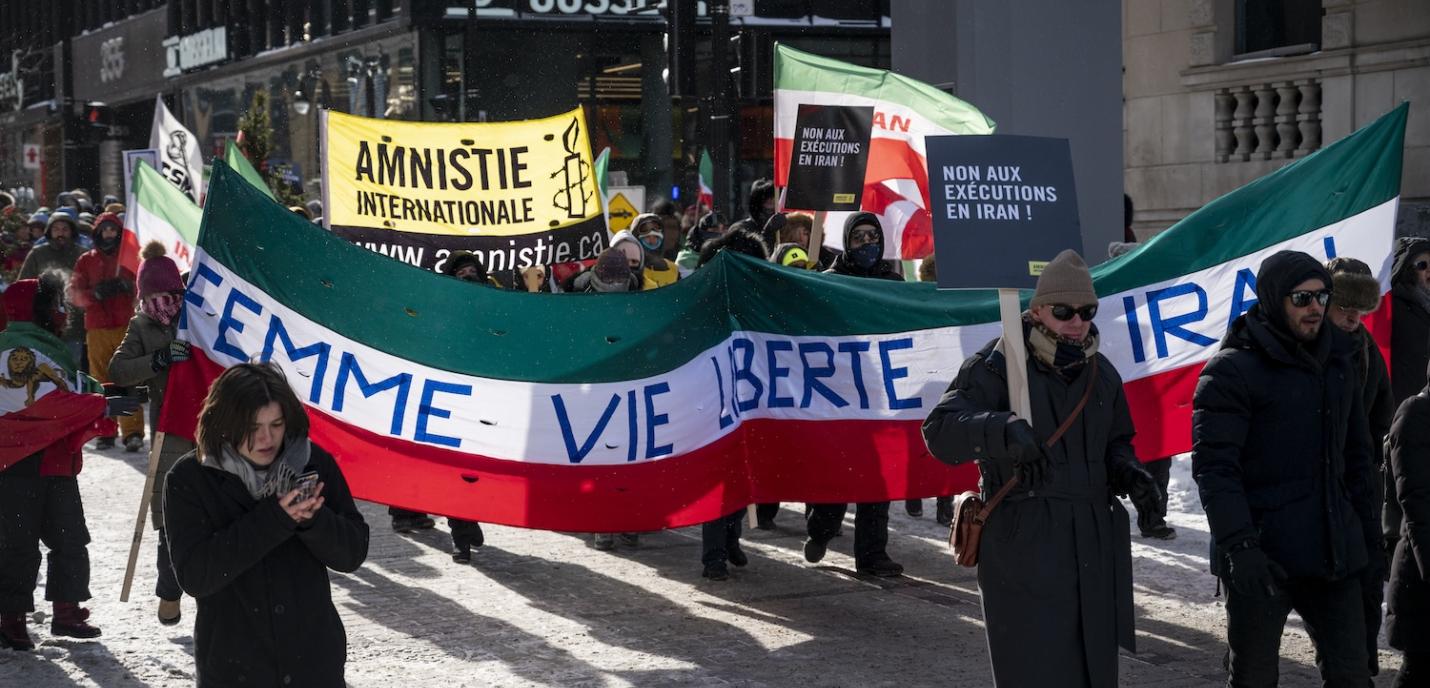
xmin=0 ymin=446 xmax=1405 ymax=686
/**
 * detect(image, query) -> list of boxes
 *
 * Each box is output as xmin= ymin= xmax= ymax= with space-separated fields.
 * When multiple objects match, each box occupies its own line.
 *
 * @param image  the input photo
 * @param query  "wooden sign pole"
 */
xmin=998 ymin=289 xmax=1034 ymax=420
xmin=120 ymin=431 xmax=165 ymax=602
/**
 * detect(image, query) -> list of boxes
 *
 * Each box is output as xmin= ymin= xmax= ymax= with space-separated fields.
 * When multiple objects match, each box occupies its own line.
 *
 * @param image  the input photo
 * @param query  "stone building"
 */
xmin=1124 ymin=0 xmax=1429 ymax=238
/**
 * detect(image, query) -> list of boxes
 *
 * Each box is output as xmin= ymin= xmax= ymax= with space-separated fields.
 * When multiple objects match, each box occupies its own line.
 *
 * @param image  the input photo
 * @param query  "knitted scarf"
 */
xmin=216 ymin=438 xmax=311 ymax=499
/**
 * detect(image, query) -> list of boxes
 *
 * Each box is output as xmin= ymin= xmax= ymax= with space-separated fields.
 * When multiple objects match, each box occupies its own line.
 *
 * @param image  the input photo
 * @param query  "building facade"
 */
xmin=1124 ymin=0 xmax=1430 ymax=238
xmin=0 ymin=0 xmax=889 ymax=215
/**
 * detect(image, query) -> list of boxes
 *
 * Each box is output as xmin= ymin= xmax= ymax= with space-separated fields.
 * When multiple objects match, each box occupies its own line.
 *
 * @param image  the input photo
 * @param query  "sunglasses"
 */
xmin=1050 ymin=304 xmax=1098 ymax=321
xmin=1287 ymin=289 xmax=1332 ymax=307
xmin=850 ymin=229 xmax=880 ymax=242
xmin=1415 ymin=260 xmax=1430 ymax=271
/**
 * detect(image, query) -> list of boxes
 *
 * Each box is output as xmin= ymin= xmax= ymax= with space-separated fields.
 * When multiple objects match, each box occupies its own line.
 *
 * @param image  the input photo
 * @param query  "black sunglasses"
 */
xmin=1050 ymin=304 xmax=1098 ymax=322
xmin=1288 ymin=289 xmax=1332 ymax=307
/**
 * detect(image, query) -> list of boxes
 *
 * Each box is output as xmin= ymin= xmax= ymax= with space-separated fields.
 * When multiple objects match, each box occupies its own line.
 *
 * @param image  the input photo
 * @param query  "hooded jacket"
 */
xmin=825 ymin=212 xmax=901 ymax=281
xmin=1192 ymin=251 xmax=1377 ymax=580
xmin=1385 ymin=356 xmax=1430 ymax=652
xmin=1391 ymin=236 xmax=1430 ymax=405
xmin=613 ymin=226 xmax=675 ymax=288
xmin=16 ymin=214 xmax=86 ymax=281
xmin=67 ymin=212 xmax=137 ymax=330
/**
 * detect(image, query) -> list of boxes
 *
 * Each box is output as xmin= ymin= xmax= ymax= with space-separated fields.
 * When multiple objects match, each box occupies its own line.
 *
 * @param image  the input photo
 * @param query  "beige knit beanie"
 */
xmin=1031 ymin=249 xmax=1097 ymax=308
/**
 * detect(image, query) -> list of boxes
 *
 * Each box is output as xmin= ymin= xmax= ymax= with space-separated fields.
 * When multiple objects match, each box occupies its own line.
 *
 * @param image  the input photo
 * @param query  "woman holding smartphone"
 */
xmin=163 ymin=362 xmax=369 ymax=687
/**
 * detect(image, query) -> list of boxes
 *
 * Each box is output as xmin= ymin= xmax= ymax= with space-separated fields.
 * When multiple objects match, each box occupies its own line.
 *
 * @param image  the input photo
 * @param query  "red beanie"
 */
xmin=2 ymin=279 xmax=38 ymax=323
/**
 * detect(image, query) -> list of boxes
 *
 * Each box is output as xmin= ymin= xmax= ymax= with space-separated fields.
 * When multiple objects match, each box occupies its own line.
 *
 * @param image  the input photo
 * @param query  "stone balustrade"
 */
xmin=1214 ymin=79 xmax=1321 ymax=162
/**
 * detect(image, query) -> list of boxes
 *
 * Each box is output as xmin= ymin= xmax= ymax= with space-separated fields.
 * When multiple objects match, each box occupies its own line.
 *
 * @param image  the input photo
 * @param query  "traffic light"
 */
xmin=81 ymin=101 xmax=111 ymax=128
xmin=664 ymin=1 xmax=695 ymax=98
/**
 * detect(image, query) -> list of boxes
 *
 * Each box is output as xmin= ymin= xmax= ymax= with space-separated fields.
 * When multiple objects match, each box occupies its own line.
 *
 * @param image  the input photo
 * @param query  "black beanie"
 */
xmin=1255 ymin=250 xmax=1331 ymax=334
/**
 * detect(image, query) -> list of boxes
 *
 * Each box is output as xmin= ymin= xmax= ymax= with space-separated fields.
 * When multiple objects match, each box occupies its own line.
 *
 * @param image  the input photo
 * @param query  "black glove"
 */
xmin=105 ymin=395 xmax=142 ymax=418
xmin=1124 ymin=465 xmax=1161 ymax=517
xmin=93 ymin=278 xmax=132 ymax=300
xmin=1004 ymin=419 xmax=1050 ymax=487
xmin=151 ymin=347 xmax=171 ymax=372
xmin=1226 ymin=544 xmax=1287 ymax=598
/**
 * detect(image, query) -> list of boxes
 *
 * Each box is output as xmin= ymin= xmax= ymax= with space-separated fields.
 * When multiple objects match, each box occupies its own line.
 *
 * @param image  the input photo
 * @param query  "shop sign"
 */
xmin=163 ymin=26 xmax=229 ymax=77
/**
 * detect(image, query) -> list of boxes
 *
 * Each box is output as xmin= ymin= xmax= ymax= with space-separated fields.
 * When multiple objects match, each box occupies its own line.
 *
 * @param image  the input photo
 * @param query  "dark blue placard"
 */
xmin=926 ymin=135 xmax=1082 ymax=289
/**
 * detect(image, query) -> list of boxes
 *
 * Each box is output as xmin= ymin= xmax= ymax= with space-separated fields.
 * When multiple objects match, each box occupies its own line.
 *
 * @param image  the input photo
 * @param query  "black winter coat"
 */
xmin=163 ymin=443 xmax=369 ymax=688
xmin=1386 ymin=379 xmax=1430 ymax=652
xmin=922 ymin=337 xmax=1142 ymax=688
xmin=1192 ymin=306 xmax=1377 ymax=581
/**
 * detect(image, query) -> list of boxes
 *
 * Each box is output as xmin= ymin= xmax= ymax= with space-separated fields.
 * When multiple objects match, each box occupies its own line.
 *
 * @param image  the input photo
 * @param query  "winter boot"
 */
xmin=95 ymin=436 xmax=116 ymax=450
xmin=50 ymin=602 xmax=101 ymax=639
xmin=0 ymin=612 xmax=34 ymax=651
xmin=592 ymin=533 xmax=616 ymax=551
xmin=157 ymin=598 xmax=181 ymax=626
xmin=123 ymin=433 xmax=144 ymax=453
xmin=617 ymin=533 xmax=640 ymax=548
xmin=935 ymin=496 xmax=955 ymax=527
xmin=904 ymin=499 xmax=923 ymax=517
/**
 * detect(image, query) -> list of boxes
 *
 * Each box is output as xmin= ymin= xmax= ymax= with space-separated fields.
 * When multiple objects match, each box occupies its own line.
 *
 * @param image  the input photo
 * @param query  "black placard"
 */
xmin=926 ymin=135 xmax=1082 ymax=289
xmin=784 ymin=104 xmax=874 ymax=211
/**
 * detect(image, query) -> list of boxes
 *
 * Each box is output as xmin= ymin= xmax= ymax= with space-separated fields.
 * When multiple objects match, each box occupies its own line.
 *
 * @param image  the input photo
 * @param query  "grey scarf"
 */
xmin=216 ymin=438 xmax=312 ymax=499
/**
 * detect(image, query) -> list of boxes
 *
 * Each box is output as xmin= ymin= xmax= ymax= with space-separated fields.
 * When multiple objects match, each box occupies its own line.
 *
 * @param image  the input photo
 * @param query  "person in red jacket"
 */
xmin=66 ymin=212 xmax=143 ymax=452
xmin=0 ymin=273 xmax=139 ymax=650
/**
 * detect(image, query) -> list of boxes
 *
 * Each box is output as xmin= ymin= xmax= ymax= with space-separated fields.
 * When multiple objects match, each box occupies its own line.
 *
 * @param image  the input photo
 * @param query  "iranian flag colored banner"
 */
xmin=159 ymin=106 xmax=1404 ymax=531
xmin=698 ymin=149 xmax=714 ymax=212
xmin=127 ymin=160 xmax=201 ymax=274
xmin=774 ymin=44 xmax=996 ymax=261
xmin=224 ymin=140 xmax=276 ymax=201
xmin=0 ymin=318 xmax=112 ymax=472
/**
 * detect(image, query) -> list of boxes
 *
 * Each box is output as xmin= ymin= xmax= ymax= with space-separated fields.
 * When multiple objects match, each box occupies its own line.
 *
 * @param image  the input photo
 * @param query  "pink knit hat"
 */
xmin=137 ymin=241 xmax=185 ymax=298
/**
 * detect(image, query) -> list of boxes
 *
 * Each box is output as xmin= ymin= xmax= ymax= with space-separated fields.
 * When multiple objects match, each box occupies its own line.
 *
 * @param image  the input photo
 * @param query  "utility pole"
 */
xmin=709 ymin=0 xmax=733 ymax=216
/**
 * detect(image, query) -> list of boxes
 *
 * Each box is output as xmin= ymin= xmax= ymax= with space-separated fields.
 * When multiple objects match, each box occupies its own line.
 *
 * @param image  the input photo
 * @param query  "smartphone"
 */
xmin=293 ymin=471 xmax=321 ymax=502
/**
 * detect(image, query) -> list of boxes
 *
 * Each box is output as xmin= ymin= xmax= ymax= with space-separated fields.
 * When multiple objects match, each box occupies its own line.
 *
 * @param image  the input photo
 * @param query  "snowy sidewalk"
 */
xmin=0 ymin=448 xmax=1404 ymax=686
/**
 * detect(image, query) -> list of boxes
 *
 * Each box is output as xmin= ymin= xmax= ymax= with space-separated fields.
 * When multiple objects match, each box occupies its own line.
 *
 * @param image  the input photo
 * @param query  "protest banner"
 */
xmin=122 ymin=148 xmax=158 ymax=201
xmin=774 ymin=44 xmax=996 ymax=260
xmin=927 ymin=135 xmax=1082 ymax=290
xmin=322 ymin=107 xmax=607 ymax=273
xmin=784 ymin=104 xmax=874 ymax=212
xmin=149 ymin=96 xmax=206 ymax=204
xmin=159 ymin=106 xmax=1404 ymax=531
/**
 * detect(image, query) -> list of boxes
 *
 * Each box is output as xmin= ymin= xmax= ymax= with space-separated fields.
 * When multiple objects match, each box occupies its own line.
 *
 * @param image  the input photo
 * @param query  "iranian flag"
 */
xmin=697 ymin=149 xmax=714 ymax=212
xmin=224 ymin=140 xmax=275 ymax=201
xmin=774 ymin=44 xmax=996 ymax=260
xmin=0 ymin=318 xmax=112 ymax=472
xmin=127 ymin=159 xmax=201 ymax=274
xmin=159 ymin=107 xmax=1403 ymax=530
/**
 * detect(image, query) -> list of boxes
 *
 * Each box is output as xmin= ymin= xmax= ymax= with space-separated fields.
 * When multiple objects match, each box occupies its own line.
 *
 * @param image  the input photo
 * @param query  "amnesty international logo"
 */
xmin=550 ymin=117 xmax=593 ymax=222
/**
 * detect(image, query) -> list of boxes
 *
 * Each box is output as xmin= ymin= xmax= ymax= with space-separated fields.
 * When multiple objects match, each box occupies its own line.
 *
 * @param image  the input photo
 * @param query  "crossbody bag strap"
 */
xmin=975 ymin=356 xmax=1100 ymax=523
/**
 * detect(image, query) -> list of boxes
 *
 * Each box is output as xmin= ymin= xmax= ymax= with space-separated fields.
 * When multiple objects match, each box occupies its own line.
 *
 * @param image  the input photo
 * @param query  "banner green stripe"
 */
xmin=1092 ymin=104 xmax=1407 ymax=293
xmin=774 ymin=44 xmax=996 ymax=135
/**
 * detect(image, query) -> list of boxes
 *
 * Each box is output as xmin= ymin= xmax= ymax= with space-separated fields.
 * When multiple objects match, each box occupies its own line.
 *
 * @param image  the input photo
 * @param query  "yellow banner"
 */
xmin=323 ymin=108 xmax=603 ymax=237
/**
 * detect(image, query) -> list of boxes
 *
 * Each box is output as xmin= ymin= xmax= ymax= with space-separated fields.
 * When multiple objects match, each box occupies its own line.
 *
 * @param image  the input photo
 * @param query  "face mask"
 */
xmin=850 ymin=243 xmax=882 ymax=269
xmin=639 ymin=234 xmax=663 ymax=251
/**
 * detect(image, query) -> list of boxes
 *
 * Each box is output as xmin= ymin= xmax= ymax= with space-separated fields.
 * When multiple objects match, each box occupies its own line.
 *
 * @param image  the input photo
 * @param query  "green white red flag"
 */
xmin=774 ymin=44 xmax=996 ymax=260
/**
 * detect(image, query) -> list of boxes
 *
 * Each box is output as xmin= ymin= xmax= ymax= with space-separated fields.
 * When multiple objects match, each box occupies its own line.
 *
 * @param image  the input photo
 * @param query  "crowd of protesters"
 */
xmin=2 ymin=182 xmax=1429 ymax=688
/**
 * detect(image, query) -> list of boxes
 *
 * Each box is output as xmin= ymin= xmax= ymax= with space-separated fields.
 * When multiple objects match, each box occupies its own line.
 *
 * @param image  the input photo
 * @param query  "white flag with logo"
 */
xmin=148 ymin=95 xmax=205 ymax=204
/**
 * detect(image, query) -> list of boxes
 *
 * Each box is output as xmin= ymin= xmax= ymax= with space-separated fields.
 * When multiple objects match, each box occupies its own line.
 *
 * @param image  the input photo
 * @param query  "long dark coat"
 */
xmin=922 ymin=338 xmax=1142 ymax=688
xmin=163 ymin=443 xmax=369 ymax=688
xmin=1386 ymin=374 xmax=1430 ymax=652
xmin=1192 ymin=306 xmax=1377 ymax=581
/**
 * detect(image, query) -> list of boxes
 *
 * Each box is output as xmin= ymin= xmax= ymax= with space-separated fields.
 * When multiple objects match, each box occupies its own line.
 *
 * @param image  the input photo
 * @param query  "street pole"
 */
xmin=462 ymin=0 xmax=478 ymax=122
xmin=709 ymin=0 xmax=733 ymax=216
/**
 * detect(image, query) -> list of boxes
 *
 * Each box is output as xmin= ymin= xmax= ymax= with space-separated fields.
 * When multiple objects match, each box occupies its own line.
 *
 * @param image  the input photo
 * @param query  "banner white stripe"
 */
xmin=181 ymin=253 xmax=998 ymax=466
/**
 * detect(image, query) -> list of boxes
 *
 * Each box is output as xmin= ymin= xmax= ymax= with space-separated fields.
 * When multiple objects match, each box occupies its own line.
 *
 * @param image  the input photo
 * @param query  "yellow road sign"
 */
xmin=607 ymin=192 xmax=638 ymax=233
